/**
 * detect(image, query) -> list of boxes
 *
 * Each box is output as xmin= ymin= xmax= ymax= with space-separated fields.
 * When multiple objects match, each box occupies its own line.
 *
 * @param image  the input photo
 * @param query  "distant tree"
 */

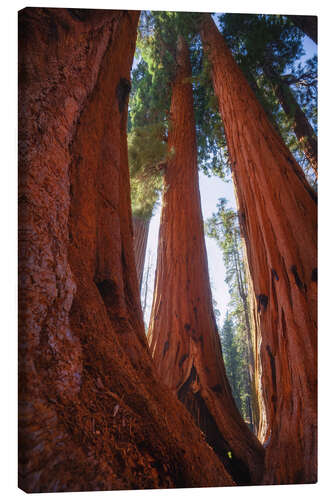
xmin=128 ymin=10 xmax=231 ymax=286
xmin=206 ymin=199 xmax=256 ymax=429
xmin=220 ymin=13 xmax=317 ymax=179
xmin=146 ymin=25 xmax=264 ymax=484
xmin=220 ymin=313 xmax=240 ymax=406
xmin=141 ymin=249 xmax=154 ymax=324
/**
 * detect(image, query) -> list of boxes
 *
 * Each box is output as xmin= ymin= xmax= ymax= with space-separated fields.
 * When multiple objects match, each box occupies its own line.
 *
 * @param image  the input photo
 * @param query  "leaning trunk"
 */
xmin=263 ymin=65 xmax=318 ymax=178
xmin=200 ymin=14 xmax=317 ymax=485
xmin=147 ymin=36 xmax=264 ymax=486
xmin=18 ymin=8 xmax=235 ymax=492
xmin=132 ymin=215 xmax=150 ymax=289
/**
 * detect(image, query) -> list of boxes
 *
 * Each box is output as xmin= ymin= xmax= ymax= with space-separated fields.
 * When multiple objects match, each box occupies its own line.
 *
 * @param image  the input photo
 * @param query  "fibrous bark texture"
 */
xmin=132 ymin=215 xmax=150 ymax=289
xmin=18 ymin=8 xmax=235 ymax=492
xmin=147 ymin=36 xmax=264 ymax=486
xmin=201 ymin=14 xmax=317 ymax=484
xmin=263 ymin=65 xmax=318 ymax=177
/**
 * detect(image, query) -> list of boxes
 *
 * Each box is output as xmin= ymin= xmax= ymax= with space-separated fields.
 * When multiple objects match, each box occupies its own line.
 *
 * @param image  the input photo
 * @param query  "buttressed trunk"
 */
xmin=200 ymin=14 xmax=317 ymax=484
xmin=132 ymin=215 xmax=150 ymax=289
xmin=147 ymin=35 xmax=264 ymax=486
xmin=18 ymin=8 xmax=235 ymax=492
xmin=263 ymin=65 xmax=318 ymax=178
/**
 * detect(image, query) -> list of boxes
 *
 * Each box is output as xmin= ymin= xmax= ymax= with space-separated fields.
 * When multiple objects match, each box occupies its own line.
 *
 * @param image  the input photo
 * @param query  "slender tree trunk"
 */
xmin=232 ymin=245 xmax=256 ymax=432
xmin=233 ymin=242 xmax=254 ymax=369
xmin=147 ymin=35 xmax=264 ymax=486
xmin=263 ymin=65 xmax=318 ymax=177
xmin=18 ymin=9 xmax=235 ymax=492
xmin=142 ymin=250 xmax=152 ymax=318
xmin=132 ymin=215 xmax=150 ymax=289
xmin=287 ymin=15 xmax=317 ymax=44
xmin=200 ymin=14 xmax=317 ymax=484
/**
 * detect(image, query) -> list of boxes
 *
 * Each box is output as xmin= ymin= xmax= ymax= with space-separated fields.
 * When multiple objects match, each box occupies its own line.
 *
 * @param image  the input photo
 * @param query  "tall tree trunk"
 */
xmin=132 ymin=215 xmax=150 ymax=289
xmin=18 ymin=8 xmax=235 ymax=492
xmin=263 ymin=64 xmax=318 ymax=177
xmin=287 ymin=15 xmax=317 ymax=44
xmin=200 ymin=14 xmax=317 ymax=484
xmin=147 ymin=35 xmax=264 ymax=486
xmin=230 ymin=239 xmax=258 ymax=431
xmin=232 ymin=241 xmax=255 ymax=370
xmin=242 ymin=250 xmax=268 ymax=441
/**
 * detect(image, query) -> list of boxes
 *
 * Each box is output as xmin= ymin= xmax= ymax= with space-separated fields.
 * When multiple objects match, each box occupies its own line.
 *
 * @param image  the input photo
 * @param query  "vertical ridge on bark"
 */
xmin=18 ymin=8 xmax=235 ymax=492
xmin=200 ymin=14 xmax=317 ymax=484
xmin=147 ymin=35 xmax=264 ymax=486
xmin=132 ymin=215 xmax=150 ymax=289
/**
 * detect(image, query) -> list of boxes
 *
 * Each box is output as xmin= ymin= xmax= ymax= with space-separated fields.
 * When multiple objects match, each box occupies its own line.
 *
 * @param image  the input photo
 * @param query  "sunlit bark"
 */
xmin=201 ymin=14 xmax=317 ymax=484
xmin=132 ymin=215 xmax=150 ymax=289
xmin=148 ymin=35 xmax=264 ymax=486
xmin=18 ymin=9 xmax=234 ymax=492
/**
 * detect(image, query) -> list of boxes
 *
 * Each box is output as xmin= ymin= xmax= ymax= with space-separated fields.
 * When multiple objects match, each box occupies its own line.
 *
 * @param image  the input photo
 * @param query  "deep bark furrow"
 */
xmin=148 ymin=36 xmax=264 ymax=485
xmin=200 ymin=14 xmax=317 ymax=484
xmin=18 ymin=9 xmax=235 ymax=492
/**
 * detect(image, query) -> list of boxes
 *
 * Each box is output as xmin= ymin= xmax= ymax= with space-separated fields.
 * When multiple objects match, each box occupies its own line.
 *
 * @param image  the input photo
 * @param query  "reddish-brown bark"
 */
xmin=200 ymin=14 xmax=317 ymax=484
xmin=18 ymin=8 xmax=235 ymax=492
xmin=147 ymin=36 xmax=264 ymax=486
xmin=132 ymin=215 xmax=150 ymax=289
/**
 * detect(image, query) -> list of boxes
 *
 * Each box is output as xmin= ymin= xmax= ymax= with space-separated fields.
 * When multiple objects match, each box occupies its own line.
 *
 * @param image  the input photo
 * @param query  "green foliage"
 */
xmin=219 ymin=14 xmax=304 ymax=74
xmin=220 ymin=314 xmax=239 ymax=403
xmin=206 ymin=199 xmax=254 ymax=426
xmin=220 ymin=312 xmax=252 ymax=424
xmin=128 ymin=11 xmax=232 ymax=219
xmin=130 ymin=11 xmax=231 ymax=180
xmin=288 ymin=54 xmax=317 ymax=131
xmin=219 ymin=13 xmax=317 ymax=184
xmin=205 ymin=198 xmax=241 ymax=267
xmin=128 ymin=123 xmax=168 ymax=219
xmin=190 ymin=45 xmax=230 ymax=178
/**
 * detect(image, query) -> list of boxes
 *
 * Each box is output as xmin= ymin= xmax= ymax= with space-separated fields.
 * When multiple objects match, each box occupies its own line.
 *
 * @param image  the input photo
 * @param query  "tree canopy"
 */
xmin=219 ymin=13 xmax=317 ymax=180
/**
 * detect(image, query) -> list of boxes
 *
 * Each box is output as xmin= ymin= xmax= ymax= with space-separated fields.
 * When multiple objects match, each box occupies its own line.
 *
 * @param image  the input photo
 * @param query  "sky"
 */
xmin=141 ymin=172 xmax=236 ymax=328
xmin=139 ymin=15 xmax=317 ymax=331
xmin=4 ymin=2 xmax=330 ymax=499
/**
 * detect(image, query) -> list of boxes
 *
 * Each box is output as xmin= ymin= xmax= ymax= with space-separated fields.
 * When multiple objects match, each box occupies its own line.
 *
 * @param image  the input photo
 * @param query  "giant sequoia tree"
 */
xmin=206 ymin=200 xmax=258 ymax=431
xmin=220 ymin=14 xmax=318 ymax=178
xmin=18 ymin=8 xmax=235 ymax=492
xmin=18 ymin=7 xmax=317 ymax=492
xmin=200 ymin=13 xmax=317 ymax=484
xmin=147 ymin=33 xmax=264 ymax=485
